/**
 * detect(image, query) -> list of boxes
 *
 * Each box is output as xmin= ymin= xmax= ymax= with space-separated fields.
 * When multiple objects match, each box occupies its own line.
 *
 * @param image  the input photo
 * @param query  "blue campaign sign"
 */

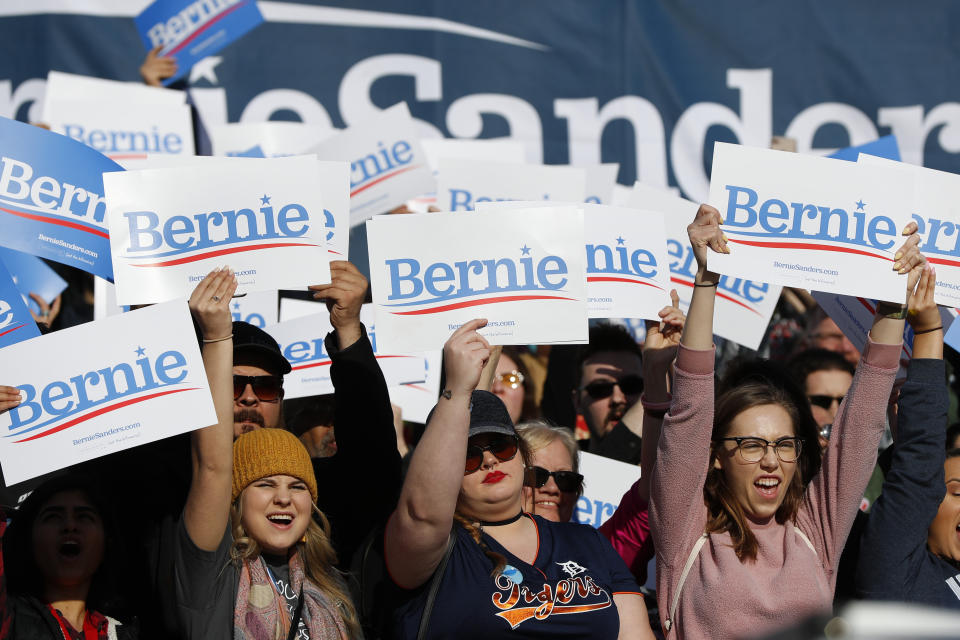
xmin=0 ymin=261 xmax=41 ymax=349
xmin=135 ymin=0 xmax=264 ymax=85
xmin=827 ymin=135 xmax=901 ymax=163
xmin=0 ymin=247 xmax=68 ymax=314
xmin=0 ymin=117 xmax=122 ymax=281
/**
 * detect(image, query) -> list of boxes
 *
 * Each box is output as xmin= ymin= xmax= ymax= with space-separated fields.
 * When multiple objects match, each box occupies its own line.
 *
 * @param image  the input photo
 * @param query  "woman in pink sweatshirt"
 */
xmin=649 ymin=204 xmax=924 ymax=640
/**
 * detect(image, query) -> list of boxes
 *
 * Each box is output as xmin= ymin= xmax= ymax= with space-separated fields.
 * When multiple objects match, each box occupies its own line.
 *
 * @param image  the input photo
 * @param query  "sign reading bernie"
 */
xmin=104 ymin=156 xmax=331 ymax=305
xmin=366 ymin=208 xmax=589 ymax=352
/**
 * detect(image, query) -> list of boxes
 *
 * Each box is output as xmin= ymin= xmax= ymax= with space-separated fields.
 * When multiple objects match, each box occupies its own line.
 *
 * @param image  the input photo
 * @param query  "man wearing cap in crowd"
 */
xmin=231 ymin=320 xmax=292 ymax=435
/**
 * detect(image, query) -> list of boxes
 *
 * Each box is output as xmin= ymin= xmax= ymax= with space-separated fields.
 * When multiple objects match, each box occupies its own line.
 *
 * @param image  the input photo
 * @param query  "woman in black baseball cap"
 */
xmin=384 ymin=319 xmax=654 ymax=639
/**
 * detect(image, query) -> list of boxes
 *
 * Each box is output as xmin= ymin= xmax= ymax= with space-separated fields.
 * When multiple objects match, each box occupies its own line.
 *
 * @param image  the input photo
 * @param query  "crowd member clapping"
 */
xmin=174 ymin=268 xmax=359 ymax=639
xmin=385 ymin=319 xmax=654 ymax=639
xmin=1 ymin=474 xmax=135 ymax=639
xmin=650 ymin=206 xmax=923 ymax=639
xmin=516 ymin=422 xmax=582 ymax=523
xmin=855 ymin=266 xmax=959 ymax=607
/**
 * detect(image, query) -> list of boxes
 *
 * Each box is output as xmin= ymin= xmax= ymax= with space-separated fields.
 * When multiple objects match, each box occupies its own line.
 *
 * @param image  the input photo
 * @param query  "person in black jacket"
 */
xmin=855 ymin=265 xmax=959 ymax=607
xmin=1 ymin=473 xmax=137 ymax=639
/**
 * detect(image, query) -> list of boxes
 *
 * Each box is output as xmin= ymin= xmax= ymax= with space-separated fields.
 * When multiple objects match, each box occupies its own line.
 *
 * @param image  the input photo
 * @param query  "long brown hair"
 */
xmin=454 ymin=435 xmax=532 ymax=577
xmin=704 ymin=379 xmax=820 ymax=562
xmin=230 ymin=499 xmax=361 ymax=638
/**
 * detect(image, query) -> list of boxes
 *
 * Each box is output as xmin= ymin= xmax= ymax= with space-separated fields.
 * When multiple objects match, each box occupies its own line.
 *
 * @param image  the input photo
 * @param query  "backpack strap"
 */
xmin=664 ymin=533 xmax=708 ymax=634
xmin=417 ymin=530 xmax=457 ymax=640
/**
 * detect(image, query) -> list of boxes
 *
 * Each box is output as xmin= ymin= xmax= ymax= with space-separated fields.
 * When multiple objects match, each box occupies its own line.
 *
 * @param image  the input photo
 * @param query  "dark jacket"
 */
xmin=855 ymin=358 xmax=960 ymax=607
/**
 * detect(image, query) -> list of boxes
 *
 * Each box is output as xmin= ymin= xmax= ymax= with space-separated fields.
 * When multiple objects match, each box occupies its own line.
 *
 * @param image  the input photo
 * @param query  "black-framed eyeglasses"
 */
xmin=495 ymin=370 xmax=525 ymax=389
xmin=233 ymin=375 xmax=283 ymax=403
xmin=465 ymin=434 xmax=519 ymax=474
xmin=808 ymin=394 xmax=844 ymax=410
xmin=718 ymin=436 xmax=803 ymax=463
xmin=579 ymin=375 xmax=643 ymax=400
xmin=524 ymin=466 xmax=584 ymax=493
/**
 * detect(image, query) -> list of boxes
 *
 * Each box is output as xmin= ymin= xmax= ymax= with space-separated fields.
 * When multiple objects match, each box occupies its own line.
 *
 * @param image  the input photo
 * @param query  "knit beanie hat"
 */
xmin=232 ymin=428 xmax=318 ymax=502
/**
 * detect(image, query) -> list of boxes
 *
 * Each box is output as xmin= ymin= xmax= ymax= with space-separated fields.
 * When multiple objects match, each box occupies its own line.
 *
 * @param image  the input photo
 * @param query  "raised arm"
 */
xmin=385 ymin=319 xmax=490 ymax=589
xmin=857 ymin=265 xmax=947 ymax=597
xmin=798 ymin=225 xmax=925 ymax=569
xmin=183 ymin=268 xmax=238 ymax=552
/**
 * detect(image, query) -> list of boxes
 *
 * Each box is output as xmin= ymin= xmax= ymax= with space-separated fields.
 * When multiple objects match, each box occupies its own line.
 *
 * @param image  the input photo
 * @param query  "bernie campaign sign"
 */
xmin=618 ymin=182 xmax=781 ymax=351
xmin=707 ymin=143 xmax=917 ymax=304
xmin=105 ymin=155 xmax=331 ymax=305
xmin=135 ymin=0 xmax=264 ymax=85
xmin=0 ymin=300 xmax=216 ymax=484
xmin=0 ymin=117 xmax=122 ymax=281
xmin=0 ymin=260 xmax=41 ymax=349
xmin=436 ymin=158 xmax=587 ymax=212
xmin=0 ymin=247 xmax=68 ymax=315
xmin=367 ymin=207 xmax=589 ymax=352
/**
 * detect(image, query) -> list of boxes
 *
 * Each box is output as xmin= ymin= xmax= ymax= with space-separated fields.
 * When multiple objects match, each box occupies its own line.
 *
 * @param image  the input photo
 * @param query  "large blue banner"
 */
xmin=0 ymin=1 xmax=958 ymax=207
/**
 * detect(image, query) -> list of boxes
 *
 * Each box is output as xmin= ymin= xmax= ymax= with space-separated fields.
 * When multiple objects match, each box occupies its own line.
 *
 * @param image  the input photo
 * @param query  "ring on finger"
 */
xmin=212 ymin=295 xmax=220 ymax=302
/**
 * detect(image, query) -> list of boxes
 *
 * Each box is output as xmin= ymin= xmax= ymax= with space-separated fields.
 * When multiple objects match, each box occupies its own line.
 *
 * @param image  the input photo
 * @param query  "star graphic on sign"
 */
xmin=188 ymin=56 xmax=223 ymax=85
xmin=616 ymin=236 xmax=625 ymax=245
xmin=260 ymin=194 xmax=271 ymax=206
xmin=233 ymin=302 xmax=241 ymax=311
xmin=135 ymin=346 xmax=146 ymax=357
xmin=520 ymin=245 xmax=531 ymax=256
xmin=856 ymin=199 xmax=865 ymax=211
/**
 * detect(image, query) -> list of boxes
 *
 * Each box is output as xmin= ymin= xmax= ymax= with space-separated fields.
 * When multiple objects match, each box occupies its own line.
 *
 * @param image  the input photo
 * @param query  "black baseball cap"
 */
xmin=232 ymin=321 xmax=291 ymax=376
xmin=467 ymin=390 xmax=516 ymax=438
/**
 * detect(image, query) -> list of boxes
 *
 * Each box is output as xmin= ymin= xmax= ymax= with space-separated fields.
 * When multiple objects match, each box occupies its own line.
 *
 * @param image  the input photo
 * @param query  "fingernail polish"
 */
xmin=894 ymin=252 xmax=903 ymax=260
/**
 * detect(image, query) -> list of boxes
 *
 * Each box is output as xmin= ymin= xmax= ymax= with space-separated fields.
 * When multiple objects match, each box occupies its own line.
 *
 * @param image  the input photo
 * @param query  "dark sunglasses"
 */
xmin=579 ymin=375 xmax=643 ymax=400
xmin=808 ymin=394 xmax=844 ymax=410
xmin=465 ymin=434 xmax=519 ymax=474
xmin=524 ymin=466 xmax=584 ymax=493
xmin=233 ymin=375 xmax=283 ymax=402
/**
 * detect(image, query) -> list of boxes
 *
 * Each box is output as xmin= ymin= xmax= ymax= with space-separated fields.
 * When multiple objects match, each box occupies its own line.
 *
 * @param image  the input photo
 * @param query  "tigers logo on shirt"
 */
xmin=490 ymin=572 xmax=612 ymax=629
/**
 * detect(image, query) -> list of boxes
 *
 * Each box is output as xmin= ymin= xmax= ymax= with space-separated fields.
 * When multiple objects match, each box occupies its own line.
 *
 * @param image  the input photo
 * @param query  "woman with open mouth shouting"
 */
xmin=649 ymin=205 xmax=924 ymax=640
xmin=173 ymin=267 xmax=359 ymax=640
xmin=385 ymin=319 xmax=655 ymax=639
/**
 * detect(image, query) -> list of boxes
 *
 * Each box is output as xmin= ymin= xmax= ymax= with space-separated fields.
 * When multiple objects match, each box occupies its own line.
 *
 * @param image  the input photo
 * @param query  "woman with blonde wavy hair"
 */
xmin=173 ymin=267 xmax=358 ymax=640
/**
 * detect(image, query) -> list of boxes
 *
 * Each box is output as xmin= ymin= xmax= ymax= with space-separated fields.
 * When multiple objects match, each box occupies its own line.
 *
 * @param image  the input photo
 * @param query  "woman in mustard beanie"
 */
xmin=173 ymin=267 xmax=358 ymax=640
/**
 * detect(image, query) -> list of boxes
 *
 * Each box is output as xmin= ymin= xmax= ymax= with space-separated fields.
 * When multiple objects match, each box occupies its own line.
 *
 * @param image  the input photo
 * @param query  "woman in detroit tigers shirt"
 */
xmin=385 ymin=320 xmax=653 ymax=639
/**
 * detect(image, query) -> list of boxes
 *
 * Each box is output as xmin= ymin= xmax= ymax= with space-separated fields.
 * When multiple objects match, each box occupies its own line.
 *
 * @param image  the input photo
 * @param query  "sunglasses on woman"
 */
xmin=524 ymin=466 xmax=584 ymax=493
xmin=465 ymin=434 xmax=519 ymax=474
xmin=233 ymin=375 xmax=283 ymax=402
xmin=579 ymin=375 xmax=643 ymax=400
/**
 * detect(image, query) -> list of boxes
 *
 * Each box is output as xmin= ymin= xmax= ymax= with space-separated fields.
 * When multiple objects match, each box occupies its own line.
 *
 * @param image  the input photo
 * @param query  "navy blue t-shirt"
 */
xmin=393 ymin=514 xmax=640 ymax=638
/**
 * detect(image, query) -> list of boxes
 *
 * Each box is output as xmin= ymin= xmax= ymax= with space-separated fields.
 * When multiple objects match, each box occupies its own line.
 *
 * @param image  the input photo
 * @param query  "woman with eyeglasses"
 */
xmin=516 ymin=422 xmax=583 ymax=523
xmin=649 ymin=206 xmax=923 ymax=639
xmin=385 ymin=319 xmax=655 ymax=639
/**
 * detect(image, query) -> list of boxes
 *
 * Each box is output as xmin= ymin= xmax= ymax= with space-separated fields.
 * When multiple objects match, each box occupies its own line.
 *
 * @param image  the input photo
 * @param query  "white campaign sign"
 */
xmin=105 ymin=155 xmax=331 ymax=305
xmin=574 ymin=451 xmax=641 ymax=529
xmin=620 ymin=182 xmax=782 ymax=350
xmin=308 ymin=102 xmax=435 ymax=223
xmin=476 ymin=201 xmax=671 ymax=319
xmin=230 ymin=290 xmax=278 ymax=328
xmin=708 ymin=142 xmax=916 ymax=303
xmin=264 ymin=305 xmax=427 ymax=398
xmin=0 ymin=301 xmax=216 ymax=484
xmin=93 ymin=277 xmax=126 ymax=320
xmin=41 ymin=71 xmax=186 ymax=122
xmin=388 ymin=350 xmax=443 ymax=424
xmin=367 ymin=208 xmax=589 ymax=352
xmin=45 ymin=99 xmax=195 ymax=162
xmin=209 ymin=122 xmax=332 ymax=157
xmin=436 ymin=158 xmax=587 ymax=212
xmin=858 ymin=154 xmax=960 ymax=307
xmin=584 ymin=164 xmax=620 ymax=204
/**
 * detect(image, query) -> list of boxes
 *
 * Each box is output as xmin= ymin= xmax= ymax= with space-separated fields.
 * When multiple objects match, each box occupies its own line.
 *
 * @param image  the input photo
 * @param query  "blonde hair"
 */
xmin=230 ymin=499 xmax=361 ymax=638
xmin=516 ymin=420 xmax=580 ymax=474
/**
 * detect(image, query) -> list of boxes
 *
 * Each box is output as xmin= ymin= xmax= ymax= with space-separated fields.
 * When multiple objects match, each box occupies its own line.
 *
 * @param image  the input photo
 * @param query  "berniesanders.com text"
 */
xmin=72 ymin=421 xmax=141 ymax=446
xmin=773 ymin=261 xmax=839 ymax=277
xmin=448 ymin=320 xmax=517 ymax=331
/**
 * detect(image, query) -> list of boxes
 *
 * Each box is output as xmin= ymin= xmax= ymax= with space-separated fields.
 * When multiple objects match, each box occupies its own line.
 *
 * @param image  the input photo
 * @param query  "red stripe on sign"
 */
xmin=669 ymin=276 xmax=762 ymax=316
xmin=726 ymin=237 xmax=893 ymax=261
xmin=389 ymin=294 xmax=576 ymax=315
xmin=0 ymin=205 xmax=109 ymax=238
xmin=587 ymin=276 xmax=664 ymax=290
xmin=351 ymin=165 xmax=421 ymax=197
xmin=928 ymin=256 xmax=960 ymax=268
xmin=165 ymin=2 xmax=248 ymax=56
xmin=130 ymin=242 xmax=320 ymax=267
xmin=0 ymin=324 xmax=25 ymax=338
xmin=13 ymin=387 xmax=199 ymax=443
